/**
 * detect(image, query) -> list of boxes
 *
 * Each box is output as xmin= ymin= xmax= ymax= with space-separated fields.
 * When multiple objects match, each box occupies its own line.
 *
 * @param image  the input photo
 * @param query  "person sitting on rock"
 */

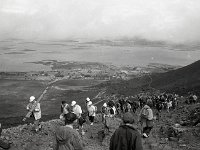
xmin=110 ymin=112 xmax=143 ymax=150
xmin=26 ymin=96 xmax=42 ymax=132
xmin=53 ymin=112 xmax=84 ymax=150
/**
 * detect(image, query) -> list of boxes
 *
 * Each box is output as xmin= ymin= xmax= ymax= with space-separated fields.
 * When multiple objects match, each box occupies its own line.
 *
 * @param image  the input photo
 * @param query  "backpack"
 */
xmin=141 ymin=108 xmax=149 ymax=119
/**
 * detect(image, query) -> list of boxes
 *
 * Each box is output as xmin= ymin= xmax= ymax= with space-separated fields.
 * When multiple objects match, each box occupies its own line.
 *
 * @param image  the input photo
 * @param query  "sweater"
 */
xmin=54 ymin=126 xmax=83 ymax=150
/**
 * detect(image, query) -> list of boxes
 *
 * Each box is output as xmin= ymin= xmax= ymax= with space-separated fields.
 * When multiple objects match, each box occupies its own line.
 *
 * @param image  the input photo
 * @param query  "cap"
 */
xmin=122 ymin=112 xmax=135 ymax=124
xmin=86 ymin=97 xmax=90 ymax=102
xmin=71 ymin=101 xmax=76 ymax=106
xmin=29 ymin=96 xmax=35 ymax=102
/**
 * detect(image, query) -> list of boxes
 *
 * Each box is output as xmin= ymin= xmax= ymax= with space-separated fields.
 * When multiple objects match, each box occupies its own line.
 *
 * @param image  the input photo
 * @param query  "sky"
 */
xmin=0 ymin=0 xmax=200 ymax=43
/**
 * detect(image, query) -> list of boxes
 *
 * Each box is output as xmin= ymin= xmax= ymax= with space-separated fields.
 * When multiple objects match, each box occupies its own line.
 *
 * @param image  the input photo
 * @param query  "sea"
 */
xmin=0 ymin=39 xmax=200 ymax=72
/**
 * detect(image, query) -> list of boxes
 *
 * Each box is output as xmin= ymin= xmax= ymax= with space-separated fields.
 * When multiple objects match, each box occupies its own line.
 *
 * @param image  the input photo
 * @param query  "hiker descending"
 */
xmin=87 ymin=101 xmax=96 ymax=125
xmin=26 ymin=96 xmax=42 ymax=132
xmin=53 ymin=112 xmax=84 ymax=150
xmin=110 ymin=112 xmax=143 ymax=150
xmin=139 ymin=100 xmax=154 ymax=138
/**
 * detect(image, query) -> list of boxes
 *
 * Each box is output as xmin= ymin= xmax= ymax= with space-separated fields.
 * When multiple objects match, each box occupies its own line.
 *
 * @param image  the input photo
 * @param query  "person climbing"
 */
xmin=139 ymin=100 xmax=154 ymax=138
xmin=53 ymin=112 xmax=84 ymax=150
xmin=26 ymin=96 xmax=42 ymax=132
xmin=87 ymin=101 xmax=96 ymax=125
xmin=110 ymin=112 xmax=143 ymax=150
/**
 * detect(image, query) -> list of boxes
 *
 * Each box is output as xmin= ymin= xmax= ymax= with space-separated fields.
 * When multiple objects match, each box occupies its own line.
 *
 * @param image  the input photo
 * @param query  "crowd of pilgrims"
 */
xmin=1 ymin=91 xmax=198 ymax=150
xmin=59 ymin=91 xmax=198 ymax=133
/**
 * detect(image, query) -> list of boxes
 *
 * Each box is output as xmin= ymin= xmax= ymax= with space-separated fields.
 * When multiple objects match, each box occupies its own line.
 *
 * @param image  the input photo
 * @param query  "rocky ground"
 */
xmin=1 ymin=101 xmax=200 ymax=150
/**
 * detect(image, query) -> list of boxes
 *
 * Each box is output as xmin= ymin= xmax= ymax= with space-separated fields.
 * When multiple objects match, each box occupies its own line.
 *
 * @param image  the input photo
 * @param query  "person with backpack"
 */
xmin=87 ymin=101 xmax=96 ymax=125
xmin=139 ymin=100 xmax=154 ymax=138
xmin=26 ymin=96 xmax=42 ymax=132
xmin=110 ymin=112 xmax=143 ymax=150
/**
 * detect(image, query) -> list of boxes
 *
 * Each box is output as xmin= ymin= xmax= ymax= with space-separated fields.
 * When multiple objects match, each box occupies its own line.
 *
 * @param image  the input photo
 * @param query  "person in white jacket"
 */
xmin=26 ymin=96 xmax=42 ymax=132
xmin=87 ymin=101 xmax=96 ymax=125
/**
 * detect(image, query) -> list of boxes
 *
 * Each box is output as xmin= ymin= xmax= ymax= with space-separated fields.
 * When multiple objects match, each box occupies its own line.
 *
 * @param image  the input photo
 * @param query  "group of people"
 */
xmin=1 ymin=91 xmax=198 ymax=150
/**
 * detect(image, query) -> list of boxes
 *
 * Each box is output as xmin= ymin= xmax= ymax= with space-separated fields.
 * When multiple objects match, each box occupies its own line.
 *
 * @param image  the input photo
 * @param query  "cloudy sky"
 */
xmin=0 ymin=0 xmax=200 ymax=43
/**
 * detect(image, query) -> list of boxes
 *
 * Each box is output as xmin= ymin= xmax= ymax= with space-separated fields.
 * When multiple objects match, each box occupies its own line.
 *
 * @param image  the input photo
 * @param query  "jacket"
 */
xmin=54 ymin=126 xmax=83 ymax=150
xmin=26 ymin=102 xmax=41 ymax=120
xmin=110 ymin=124 xmax=143 ymax=150
xmin=140 ymin=105 xmax=153 ymax=128
xmin=88 ymin=105 xmax=96 ymax=116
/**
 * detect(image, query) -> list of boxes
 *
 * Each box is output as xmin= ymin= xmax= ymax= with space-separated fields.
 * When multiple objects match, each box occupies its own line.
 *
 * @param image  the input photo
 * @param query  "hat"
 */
xmin=122 ymin=112 xmax=135 ymax=124
xmin=71 ymin=101 xmax=76 ymax=106
xmin=64 ymin=112 xmax=77 ymax=124
xmin=103 ymin=103 xmax=107 ymax=107
xmin=88 ymin=101 xmax=92 ymax=106
xmin=86 ymin=97 xmax=90 ymax=102
xmin=29 ymin=96 xmax=35 ymax=102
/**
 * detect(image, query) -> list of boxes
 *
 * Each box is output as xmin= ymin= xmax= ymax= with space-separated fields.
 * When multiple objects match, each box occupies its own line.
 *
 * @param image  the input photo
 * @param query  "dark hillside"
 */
xmin=104 ymin=60 xmax=200 ymax=96
xmin=151 ymin=60 xmax=200 ymax=95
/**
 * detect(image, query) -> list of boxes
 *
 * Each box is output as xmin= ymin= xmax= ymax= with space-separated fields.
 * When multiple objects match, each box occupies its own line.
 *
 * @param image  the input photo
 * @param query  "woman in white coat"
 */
xmin=26 ymin=96 xmax=42 ymax=132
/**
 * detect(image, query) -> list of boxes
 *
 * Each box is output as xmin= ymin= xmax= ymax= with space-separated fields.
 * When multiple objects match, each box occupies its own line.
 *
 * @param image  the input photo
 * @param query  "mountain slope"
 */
xmin=105 ymin=60 xmax=200 ymax=96
xmin=151 ymin=60 xmax=200 ymax=94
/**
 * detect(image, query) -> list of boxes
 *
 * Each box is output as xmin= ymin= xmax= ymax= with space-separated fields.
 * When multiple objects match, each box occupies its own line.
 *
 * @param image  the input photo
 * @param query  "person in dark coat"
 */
xmin=53 ymin=113 xmax=84 ymax=150
xmin=109 ymin=112 xmax=143 ymax=150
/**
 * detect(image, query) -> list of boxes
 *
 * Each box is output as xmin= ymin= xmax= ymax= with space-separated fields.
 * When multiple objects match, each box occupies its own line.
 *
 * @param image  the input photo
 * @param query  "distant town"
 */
xmin=0 ymin=60 xmax=180 ymax=81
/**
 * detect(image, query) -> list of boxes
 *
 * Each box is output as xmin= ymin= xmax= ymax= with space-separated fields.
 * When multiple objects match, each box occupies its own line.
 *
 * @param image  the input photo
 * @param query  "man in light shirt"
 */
xmin=87 ymin=101 xmax=96 ymax=125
